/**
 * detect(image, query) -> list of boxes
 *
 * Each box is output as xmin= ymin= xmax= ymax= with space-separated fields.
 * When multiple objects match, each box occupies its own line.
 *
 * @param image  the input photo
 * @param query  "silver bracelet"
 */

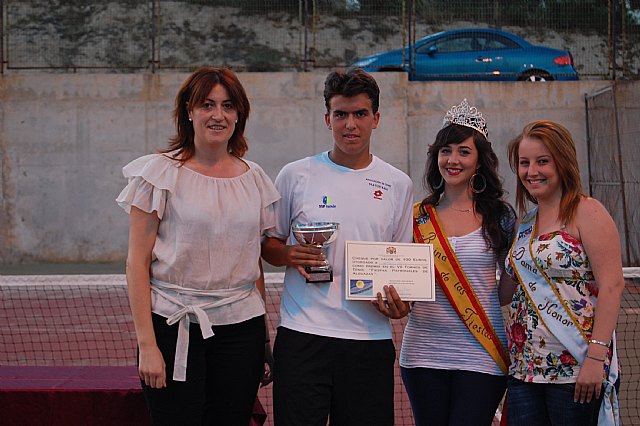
xmin=585 ymin=354 xmax=605 ymax=362
xmin=589 ymin=338 xmax=610 ymax=348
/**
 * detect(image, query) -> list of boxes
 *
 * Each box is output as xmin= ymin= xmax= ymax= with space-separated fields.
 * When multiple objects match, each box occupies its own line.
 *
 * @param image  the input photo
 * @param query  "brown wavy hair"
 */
xmin=421 ymin=123 xmax=514 ymax=254
xmin=508 ymin=120 xmax=584 ymax=225
xmin=162 ymin=67 xmax=250 ymax=161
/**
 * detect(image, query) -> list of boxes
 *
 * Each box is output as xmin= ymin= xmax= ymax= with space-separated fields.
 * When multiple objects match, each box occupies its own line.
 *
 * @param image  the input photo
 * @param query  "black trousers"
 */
xmin=273 ymin=327 xmax=396 ymax=426
xmin=142 ymin=313 xmax=265 ymax=426
xmin=401 ymin=366 xmax=507 ymax=426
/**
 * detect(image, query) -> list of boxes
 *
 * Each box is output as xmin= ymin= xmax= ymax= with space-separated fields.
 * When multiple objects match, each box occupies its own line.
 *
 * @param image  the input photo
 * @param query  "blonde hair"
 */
xmin=508 ymin=120 xmax=584 ymax=225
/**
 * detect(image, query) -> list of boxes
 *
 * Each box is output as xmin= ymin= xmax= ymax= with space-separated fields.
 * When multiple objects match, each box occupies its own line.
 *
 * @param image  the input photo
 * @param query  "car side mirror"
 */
xmin=427 ymin=45 xmax=438 ymax=55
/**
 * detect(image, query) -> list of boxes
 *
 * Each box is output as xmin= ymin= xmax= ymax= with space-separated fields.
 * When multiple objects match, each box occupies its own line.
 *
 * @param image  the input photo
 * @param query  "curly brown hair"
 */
xmin=421 ymin=123 xmax=514 ymax=253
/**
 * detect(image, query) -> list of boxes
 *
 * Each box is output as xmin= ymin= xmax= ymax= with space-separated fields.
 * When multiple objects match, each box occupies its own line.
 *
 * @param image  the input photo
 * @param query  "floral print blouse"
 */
xmin=505 ymin=230 xmax=608 ymax=383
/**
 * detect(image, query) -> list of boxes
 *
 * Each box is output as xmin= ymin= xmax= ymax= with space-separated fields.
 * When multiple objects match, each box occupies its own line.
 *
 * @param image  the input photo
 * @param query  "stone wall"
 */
xmin=0 ymin=72 xmax=614 ymax=263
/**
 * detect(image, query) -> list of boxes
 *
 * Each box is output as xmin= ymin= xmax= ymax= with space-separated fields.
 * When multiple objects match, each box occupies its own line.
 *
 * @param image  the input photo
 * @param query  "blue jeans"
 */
xmin=507 ymin=377 xmax=601 ymax=426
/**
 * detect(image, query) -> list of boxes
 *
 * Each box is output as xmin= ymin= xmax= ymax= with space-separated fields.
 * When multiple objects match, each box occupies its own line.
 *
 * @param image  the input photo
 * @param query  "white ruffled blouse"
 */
xmin=116 ymin=152 xmax=280 ymax=380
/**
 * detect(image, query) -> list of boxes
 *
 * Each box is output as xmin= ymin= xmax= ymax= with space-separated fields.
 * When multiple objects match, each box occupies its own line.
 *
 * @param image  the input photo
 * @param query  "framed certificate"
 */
xmin=345 ymin=241 xmax=435 ymax=301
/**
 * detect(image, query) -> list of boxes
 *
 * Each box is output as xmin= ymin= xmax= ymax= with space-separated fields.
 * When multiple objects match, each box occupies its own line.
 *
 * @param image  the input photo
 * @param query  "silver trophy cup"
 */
xmin=291 ymin=222 xmax=340 ymax=283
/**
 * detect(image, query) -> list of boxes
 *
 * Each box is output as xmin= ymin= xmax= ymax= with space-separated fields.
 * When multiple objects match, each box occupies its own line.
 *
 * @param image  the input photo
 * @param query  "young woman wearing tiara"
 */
xmin=398 ymin=100 xmax=515 ymax=425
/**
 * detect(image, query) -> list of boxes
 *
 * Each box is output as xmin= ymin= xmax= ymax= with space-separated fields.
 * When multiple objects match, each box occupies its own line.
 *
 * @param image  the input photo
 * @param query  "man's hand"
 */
xmin=285 ymin=244 xmax=326 ymax=281
xmin=371 ymin=285 xmax=412 ymax=319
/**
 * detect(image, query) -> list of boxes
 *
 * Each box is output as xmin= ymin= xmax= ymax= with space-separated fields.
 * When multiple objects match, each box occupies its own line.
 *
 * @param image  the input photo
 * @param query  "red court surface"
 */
xmin=0 ymin=274 xmax=416 ymax=425
xmin=1 ymin=273 xmax=639 ymax=425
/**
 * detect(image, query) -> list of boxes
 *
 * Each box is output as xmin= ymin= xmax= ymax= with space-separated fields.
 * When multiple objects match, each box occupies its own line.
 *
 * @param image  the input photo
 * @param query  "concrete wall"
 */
xmin=0 ymin=73 xmax=613 ymax=263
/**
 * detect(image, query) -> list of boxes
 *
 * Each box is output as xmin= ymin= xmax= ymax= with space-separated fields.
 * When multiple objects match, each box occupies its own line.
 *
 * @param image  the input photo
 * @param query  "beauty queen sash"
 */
xmin=510 ymin=209 xmax=619 ymax=426
xmin=413 ymin=203 xmax=510 ymax=375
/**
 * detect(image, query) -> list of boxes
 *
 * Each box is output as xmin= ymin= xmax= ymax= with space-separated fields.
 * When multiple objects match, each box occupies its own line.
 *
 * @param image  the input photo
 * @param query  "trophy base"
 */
xmin=305 ymin=268 xmax=333 ymax=283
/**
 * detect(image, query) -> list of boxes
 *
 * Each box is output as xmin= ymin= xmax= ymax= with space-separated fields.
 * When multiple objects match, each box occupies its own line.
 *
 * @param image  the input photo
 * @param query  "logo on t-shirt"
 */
xmin=367 ymin=178 xmax=390 ymax=201
xmin=319 ymin=195 xmax=337 ymax=209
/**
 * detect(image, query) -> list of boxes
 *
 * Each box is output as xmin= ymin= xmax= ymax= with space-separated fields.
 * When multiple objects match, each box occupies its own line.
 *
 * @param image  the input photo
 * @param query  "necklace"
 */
xmin=439 ymin=194 xmax=473 ymax=213
xmin=450 ymin=206 xmax=473 ymax=213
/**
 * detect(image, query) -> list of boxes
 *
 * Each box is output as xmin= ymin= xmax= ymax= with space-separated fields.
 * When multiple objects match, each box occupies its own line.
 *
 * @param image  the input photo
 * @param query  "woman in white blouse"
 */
xmin=116 ymin=67 xmax=279 ymax=425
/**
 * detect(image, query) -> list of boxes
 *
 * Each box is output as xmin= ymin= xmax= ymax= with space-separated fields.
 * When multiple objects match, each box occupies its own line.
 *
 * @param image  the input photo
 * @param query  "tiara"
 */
xmin=442 ymin=99 xmax=489 ymax=138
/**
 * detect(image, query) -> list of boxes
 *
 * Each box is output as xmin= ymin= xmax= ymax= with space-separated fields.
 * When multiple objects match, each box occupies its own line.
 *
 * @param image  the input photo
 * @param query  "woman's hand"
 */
xmin=571 ymin=197 xmax=624 ymax=404
xmin=138 ymin=344 xmax=167 ymax=389
xmin=260 ymin=342 xmax=274 ymax=387
xmin=371 ymin=285 xmax=412 ymax=319
xmin=574 ymin=357 xmax=604 ymax=403
xmin=127 ymin=207 xmax=165 ymax=389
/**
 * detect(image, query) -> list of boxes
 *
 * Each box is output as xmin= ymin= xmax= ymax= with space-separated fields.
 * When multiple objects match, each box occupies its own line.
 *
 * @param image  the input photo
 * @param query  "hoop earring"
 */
xmin=470 ymin=173 xmax=486 ymax=194
xmin=433 ymin=176 xmax=444 ymax=190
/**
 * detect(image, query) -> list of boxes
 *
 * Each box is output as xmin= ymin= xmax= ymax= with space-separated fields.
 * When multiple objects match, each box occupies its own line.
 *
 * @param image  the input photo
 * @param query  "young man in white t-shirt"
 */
xmin=261 ymin=68 xmax=414 ymax=426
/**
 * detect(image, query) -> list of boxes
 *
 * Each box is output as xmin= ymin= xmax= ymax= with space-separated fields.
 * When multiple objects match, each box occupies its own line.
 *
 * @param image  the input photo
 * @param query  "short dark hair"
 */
xmin=164 ymin=67 xmax=250 ymax=162
xmin=323 ymin=68 xmax=380 ymax=113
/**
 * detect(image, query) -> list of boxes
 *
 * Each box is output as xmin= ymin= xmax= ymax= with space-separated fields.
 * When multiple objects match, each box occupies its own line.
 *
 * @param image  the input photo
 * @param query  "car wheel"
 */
xmin=518 ymin=71 xmax=553 ymax=82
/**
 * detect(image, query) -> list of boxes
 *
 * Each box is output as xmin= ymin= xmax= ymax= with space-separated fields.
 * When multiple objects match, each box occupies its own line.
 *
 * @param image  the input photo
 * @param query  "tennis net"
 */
xmin=1 ymin=273 xmax=638 ymax=425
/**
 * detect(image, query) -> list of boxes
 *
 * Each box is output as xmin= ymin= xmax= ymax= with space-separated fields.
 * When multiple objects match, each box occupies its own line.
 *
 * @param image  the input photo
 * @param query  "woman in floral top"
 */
xmin=503 ymin=120 xmax=624 ymax=425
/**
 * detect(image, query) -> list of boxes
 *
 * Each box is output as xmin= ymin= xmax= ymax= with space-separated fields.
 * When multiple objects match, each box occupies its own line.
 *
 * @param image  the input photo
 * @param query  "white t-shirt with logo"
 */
xmin=266 ymin=151 xmax=414 ymax=340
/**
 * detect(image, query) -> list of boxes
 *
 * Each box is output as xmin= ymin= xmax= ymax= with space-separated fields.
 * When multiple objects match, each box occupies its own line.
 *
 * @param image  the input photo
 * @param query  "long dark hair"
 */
xmin=420 ymin=124 xmax=513 ymax=253
xmin=162 ymin=67 xmax=250 ymax=162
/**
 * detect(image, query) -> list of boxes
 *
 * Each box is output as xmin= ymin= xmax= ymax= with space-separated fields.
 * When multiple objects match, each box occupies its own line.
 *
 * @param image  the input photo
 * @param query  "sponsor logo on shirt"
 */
xmin=367 ymin=178 xmax=391 ymax=201
xmin=319 ymin=195 xmax=337 ymax=209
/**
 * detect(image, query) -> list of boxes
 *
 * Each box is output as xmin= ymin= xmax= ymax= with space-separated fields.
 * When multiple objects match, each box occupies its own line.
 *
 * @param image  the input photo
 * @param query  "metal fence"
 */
xmin=586 ymin=81 xmax=640 ymax=267
xmin=1 ymin=0 xmax=638 ymax=79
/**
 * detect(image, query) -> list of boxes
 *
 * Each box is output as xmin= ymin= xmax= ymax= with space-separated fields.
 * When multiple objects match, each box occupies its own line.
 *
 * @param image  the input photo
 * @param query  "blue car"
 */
xmin=352 ymin=28 xmax=578 ymax=81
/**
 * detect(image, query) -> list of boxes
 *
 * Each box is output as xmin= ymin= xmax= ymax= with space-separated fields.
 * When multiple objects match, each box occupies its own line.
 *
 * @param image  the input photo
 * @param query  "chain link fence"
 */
xmin=586 ymin=82 xmax=640 ymax=267
xmin=2 ymin=0 xmax=151 ymax=71
xmin=585 ymin=84 xmax=640 ymax=424
xmin=1 ymin=0 xmax=638 ymax=78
